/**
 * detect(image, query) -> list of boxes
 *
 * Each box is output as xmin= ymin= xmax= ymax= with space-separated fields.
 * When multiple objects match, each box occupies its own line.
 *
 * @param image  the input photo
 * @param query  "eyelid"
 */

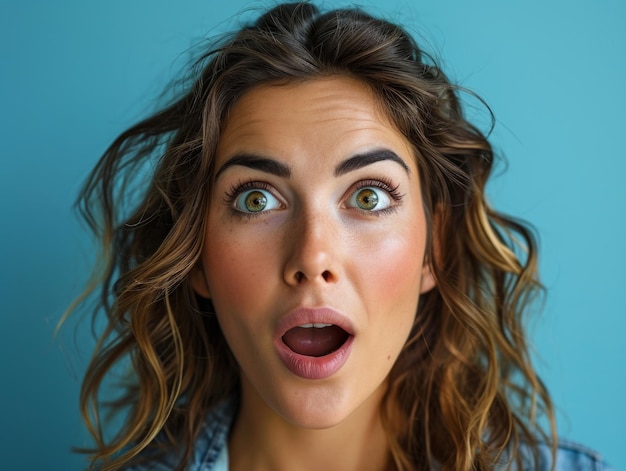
xmin=349 ymin=178 xmax=404 ymax=201
xmin=224 ymin=180 xmax=274 ymax=201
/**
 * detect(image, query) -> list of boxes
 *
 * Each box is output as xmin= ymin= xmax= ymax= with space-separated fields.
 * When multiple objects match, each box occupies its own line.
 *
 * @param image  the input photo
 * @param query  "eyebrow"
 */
xmin=214 ymin=148 xmax=410 ymax=180
xmin=215 ymin=154 xmax=291 ymax=180
xmin=334 ymin=149 xmax=410 ymax=176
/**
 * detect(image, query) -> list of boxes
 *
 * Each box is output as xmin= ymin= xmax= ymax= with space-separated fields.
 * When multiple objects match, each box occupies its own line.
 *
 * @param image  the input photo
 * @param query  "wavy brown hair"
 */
xmin=69 ymin=2 xmax=556 ymax=470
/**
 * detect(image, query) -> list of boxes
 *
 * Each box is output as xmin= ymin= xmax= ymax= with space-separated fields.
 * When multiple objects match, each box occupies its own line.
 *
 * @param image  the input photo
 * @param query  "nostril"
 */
xmin=290 ymin=270 xmax=334 ymax=284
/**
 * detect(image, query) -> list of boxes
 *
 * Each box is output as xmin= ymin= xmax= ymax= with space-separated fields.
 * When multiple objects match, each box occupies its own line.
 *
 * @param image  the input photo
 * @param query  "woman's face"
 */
xmin=193 ymin=76 xmax=435 ymax=429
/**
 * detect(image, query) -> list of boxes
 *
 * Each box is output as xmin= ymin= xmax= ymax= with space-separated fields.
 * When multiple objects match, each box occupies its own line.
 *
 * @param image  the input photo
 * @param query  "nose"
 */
xmin=283 ymin=211 xmax=341 ymax=286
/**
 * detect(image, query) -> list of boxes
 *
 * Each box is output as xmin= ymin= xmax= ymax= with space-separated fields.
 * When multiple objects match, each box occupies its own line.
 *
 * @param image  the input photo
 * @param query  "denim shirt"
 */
xmin=124 ymin=399 xmax=614 ymax=471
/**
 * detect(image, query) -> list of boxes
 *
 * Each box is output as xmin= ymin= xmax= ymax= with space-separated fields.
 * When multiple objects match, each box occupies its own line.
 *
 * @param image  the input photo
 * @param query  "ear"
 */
xmin=419 ymin=263 xmax=436 ymax=294
xmin=419 ymin=204 xmax=442 ymax=295
xmin=189 ymin=263 xmax=211 ymax=298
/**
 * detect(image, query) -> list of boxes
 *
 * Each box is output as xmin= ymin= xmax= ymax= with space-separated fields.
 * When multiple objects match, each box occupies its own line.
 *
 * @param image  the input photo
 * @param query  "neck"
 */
xmin=228 ymin=382 xmax=390 ymax=471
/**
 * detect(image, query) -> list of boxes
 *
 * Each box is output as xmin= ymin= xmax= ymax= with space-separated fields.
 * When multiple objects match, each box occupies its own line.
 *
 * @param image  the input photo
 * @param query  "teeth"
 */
xmin=298 ymin=323 xmax=333 ymax=328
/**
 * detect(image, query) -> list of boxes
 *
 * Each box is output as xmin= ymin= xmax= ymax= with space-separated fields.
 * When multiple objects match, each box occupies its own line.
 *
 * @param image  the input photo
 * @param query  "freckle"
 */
xmin=387 ymin=355 xmax=391 ymax=361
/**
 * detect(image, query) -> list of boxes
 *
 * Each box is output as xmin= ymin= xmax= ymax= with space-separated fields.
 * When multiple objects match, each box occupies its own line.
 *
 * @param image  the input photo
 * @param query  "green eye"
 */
xmin=234 ymin=189 xmax=280 ymax=213
xmin=354 ymin=188 xmax=378 ymax=210
xmin=244 ymin=191 xmax=267 ymax=212
xmin=349 ymin=187 xmax=390 ymax=211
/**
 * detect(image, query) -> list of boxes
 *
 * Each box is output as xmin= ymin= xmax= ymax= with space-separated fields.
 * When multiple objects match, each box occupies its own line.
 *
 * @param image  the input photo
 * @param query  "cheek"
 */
xmin=356 ymin=231 xmax=426 ymax=363
xmin=202 ymin=222 xmax=277 ymax=316
xmin=358 ymin=230 xmax=426 ymax=303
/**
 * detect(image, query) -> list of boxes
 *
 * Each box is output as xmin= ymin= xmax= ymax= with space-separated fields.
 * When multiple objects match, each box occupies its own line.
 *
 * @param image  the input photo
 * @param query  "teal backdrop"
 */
xmin=1 ymin=0 xmax=624 ymax=469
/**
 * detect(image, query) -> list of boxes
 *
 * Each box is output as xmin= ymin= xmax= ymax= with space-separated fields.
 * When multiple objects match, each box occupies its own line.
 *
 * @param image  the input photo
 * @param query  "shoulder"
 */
xmin=188 ymin=398 xmax=236 ymax=469
xmin=509 ymin=438 xmax=615 ymax=471
xmin=122 ymin=398 xmax=236 ymax=471
xmin=552 ymin=439 xmax=615 ymax=471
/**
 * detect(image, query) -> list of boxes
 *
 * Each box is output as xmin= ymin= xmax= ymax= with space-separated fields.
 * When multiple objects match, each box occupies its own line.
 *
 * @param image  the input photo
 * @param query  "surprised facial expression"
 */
xmin=192 ymin=76 xmax=435 ymax=429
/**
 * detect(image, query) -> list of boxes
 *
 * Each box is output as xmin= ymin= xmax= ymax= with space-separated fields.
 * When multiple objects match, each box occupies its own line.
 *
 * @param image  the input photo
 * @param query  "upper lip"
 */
xmin=274 ymin=307 xmax=356 ymax=339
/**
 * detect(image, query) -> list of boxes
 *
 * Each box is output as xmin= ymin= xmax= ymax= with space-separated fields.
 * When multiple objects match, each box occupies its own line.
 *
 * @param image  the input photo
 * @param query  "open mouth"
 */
xmin=282 ymin=324 xmax=350 ymax=357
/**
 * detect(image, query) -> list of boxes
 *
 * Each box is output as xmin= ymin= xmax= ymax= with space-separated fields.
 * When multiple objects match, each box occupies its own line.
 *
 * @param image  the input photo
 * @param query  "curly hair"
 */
xmin=70 ymin=2 xmax=556 ymax=470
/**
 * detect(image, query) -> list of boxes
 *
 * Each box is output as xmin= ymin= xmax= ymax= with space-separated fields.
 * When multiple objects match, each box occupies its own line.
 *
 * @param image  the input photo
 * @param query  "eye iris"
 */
xmin=244 ymin=191 xmax=267 ymax=212
xmin=356 ymin=188 xmax=378 ymax=210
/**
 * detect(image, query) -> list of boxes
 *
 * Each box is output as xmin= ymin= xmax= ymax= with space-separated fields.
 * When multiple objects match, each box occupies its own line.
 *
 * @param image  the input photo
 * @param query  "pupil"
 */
xmin=245 ymin=191 xmax=267 ymax=212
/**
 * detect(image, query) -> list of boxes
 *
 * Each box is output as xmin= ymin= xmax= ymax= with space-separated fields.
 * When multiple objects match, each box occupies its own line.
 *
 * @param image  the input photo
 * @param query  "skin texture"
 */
xmin=192 ymin=76 xmax=435 ymax=470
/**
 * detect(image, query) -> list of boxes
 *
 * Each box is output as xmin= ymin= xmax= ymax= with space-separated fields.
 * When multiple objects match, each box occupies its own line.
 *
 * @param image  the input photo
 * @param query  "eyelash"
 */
xmin=353 ymin=178 xmax=403 ymax=199
xmin=224 ymin=180 xmax=274 ymax=202
xmin=222 ymin=177 xmax=404 ymax=218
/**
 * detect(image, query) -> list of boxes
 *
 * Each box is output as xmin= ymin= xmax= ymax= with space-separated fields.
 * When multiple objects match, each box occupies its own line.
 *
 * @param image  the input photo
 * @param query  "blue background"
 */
xmin=1 ymin=1 xmax=624 ymax=469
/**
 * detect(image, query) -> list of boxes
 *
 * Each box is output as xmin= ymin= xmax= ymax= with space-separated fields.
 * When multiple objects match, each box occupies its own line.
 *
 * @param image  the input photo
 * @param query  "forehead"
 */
xmin=215 ymin=76 xmax=416 ymax=169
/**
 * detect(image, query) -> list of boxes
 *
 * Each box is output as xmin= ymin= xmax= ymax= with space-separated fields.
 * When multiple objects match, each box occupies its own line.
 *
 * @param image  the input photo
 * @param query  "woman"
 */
xmin=71 ymin=2 xmax=612 ymax=470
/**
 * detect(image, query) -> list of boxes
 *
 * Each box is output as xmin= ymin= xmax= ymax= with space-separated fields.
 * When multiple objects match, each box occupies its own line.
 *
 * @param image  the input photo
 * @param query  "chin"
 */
xmin=267 ymin=380 xmax=382 ymax=431
xmin=278 ymin=399 xmax=355 ymax=430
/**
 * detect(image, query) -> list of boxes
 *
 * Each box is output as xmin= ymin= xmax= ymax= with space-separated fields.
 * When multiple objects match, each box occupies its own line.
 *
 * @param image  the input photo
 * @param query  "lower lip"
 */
xmin=275 ymin=336 xmax=354 ymax=380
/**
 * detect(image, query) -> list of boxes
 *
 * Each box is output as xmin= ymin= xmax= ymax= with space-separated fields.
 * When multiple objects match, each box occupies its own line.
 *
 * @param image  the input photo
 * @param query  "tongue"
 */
xmin=282 ymin=326 xmax=349 ymax=357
